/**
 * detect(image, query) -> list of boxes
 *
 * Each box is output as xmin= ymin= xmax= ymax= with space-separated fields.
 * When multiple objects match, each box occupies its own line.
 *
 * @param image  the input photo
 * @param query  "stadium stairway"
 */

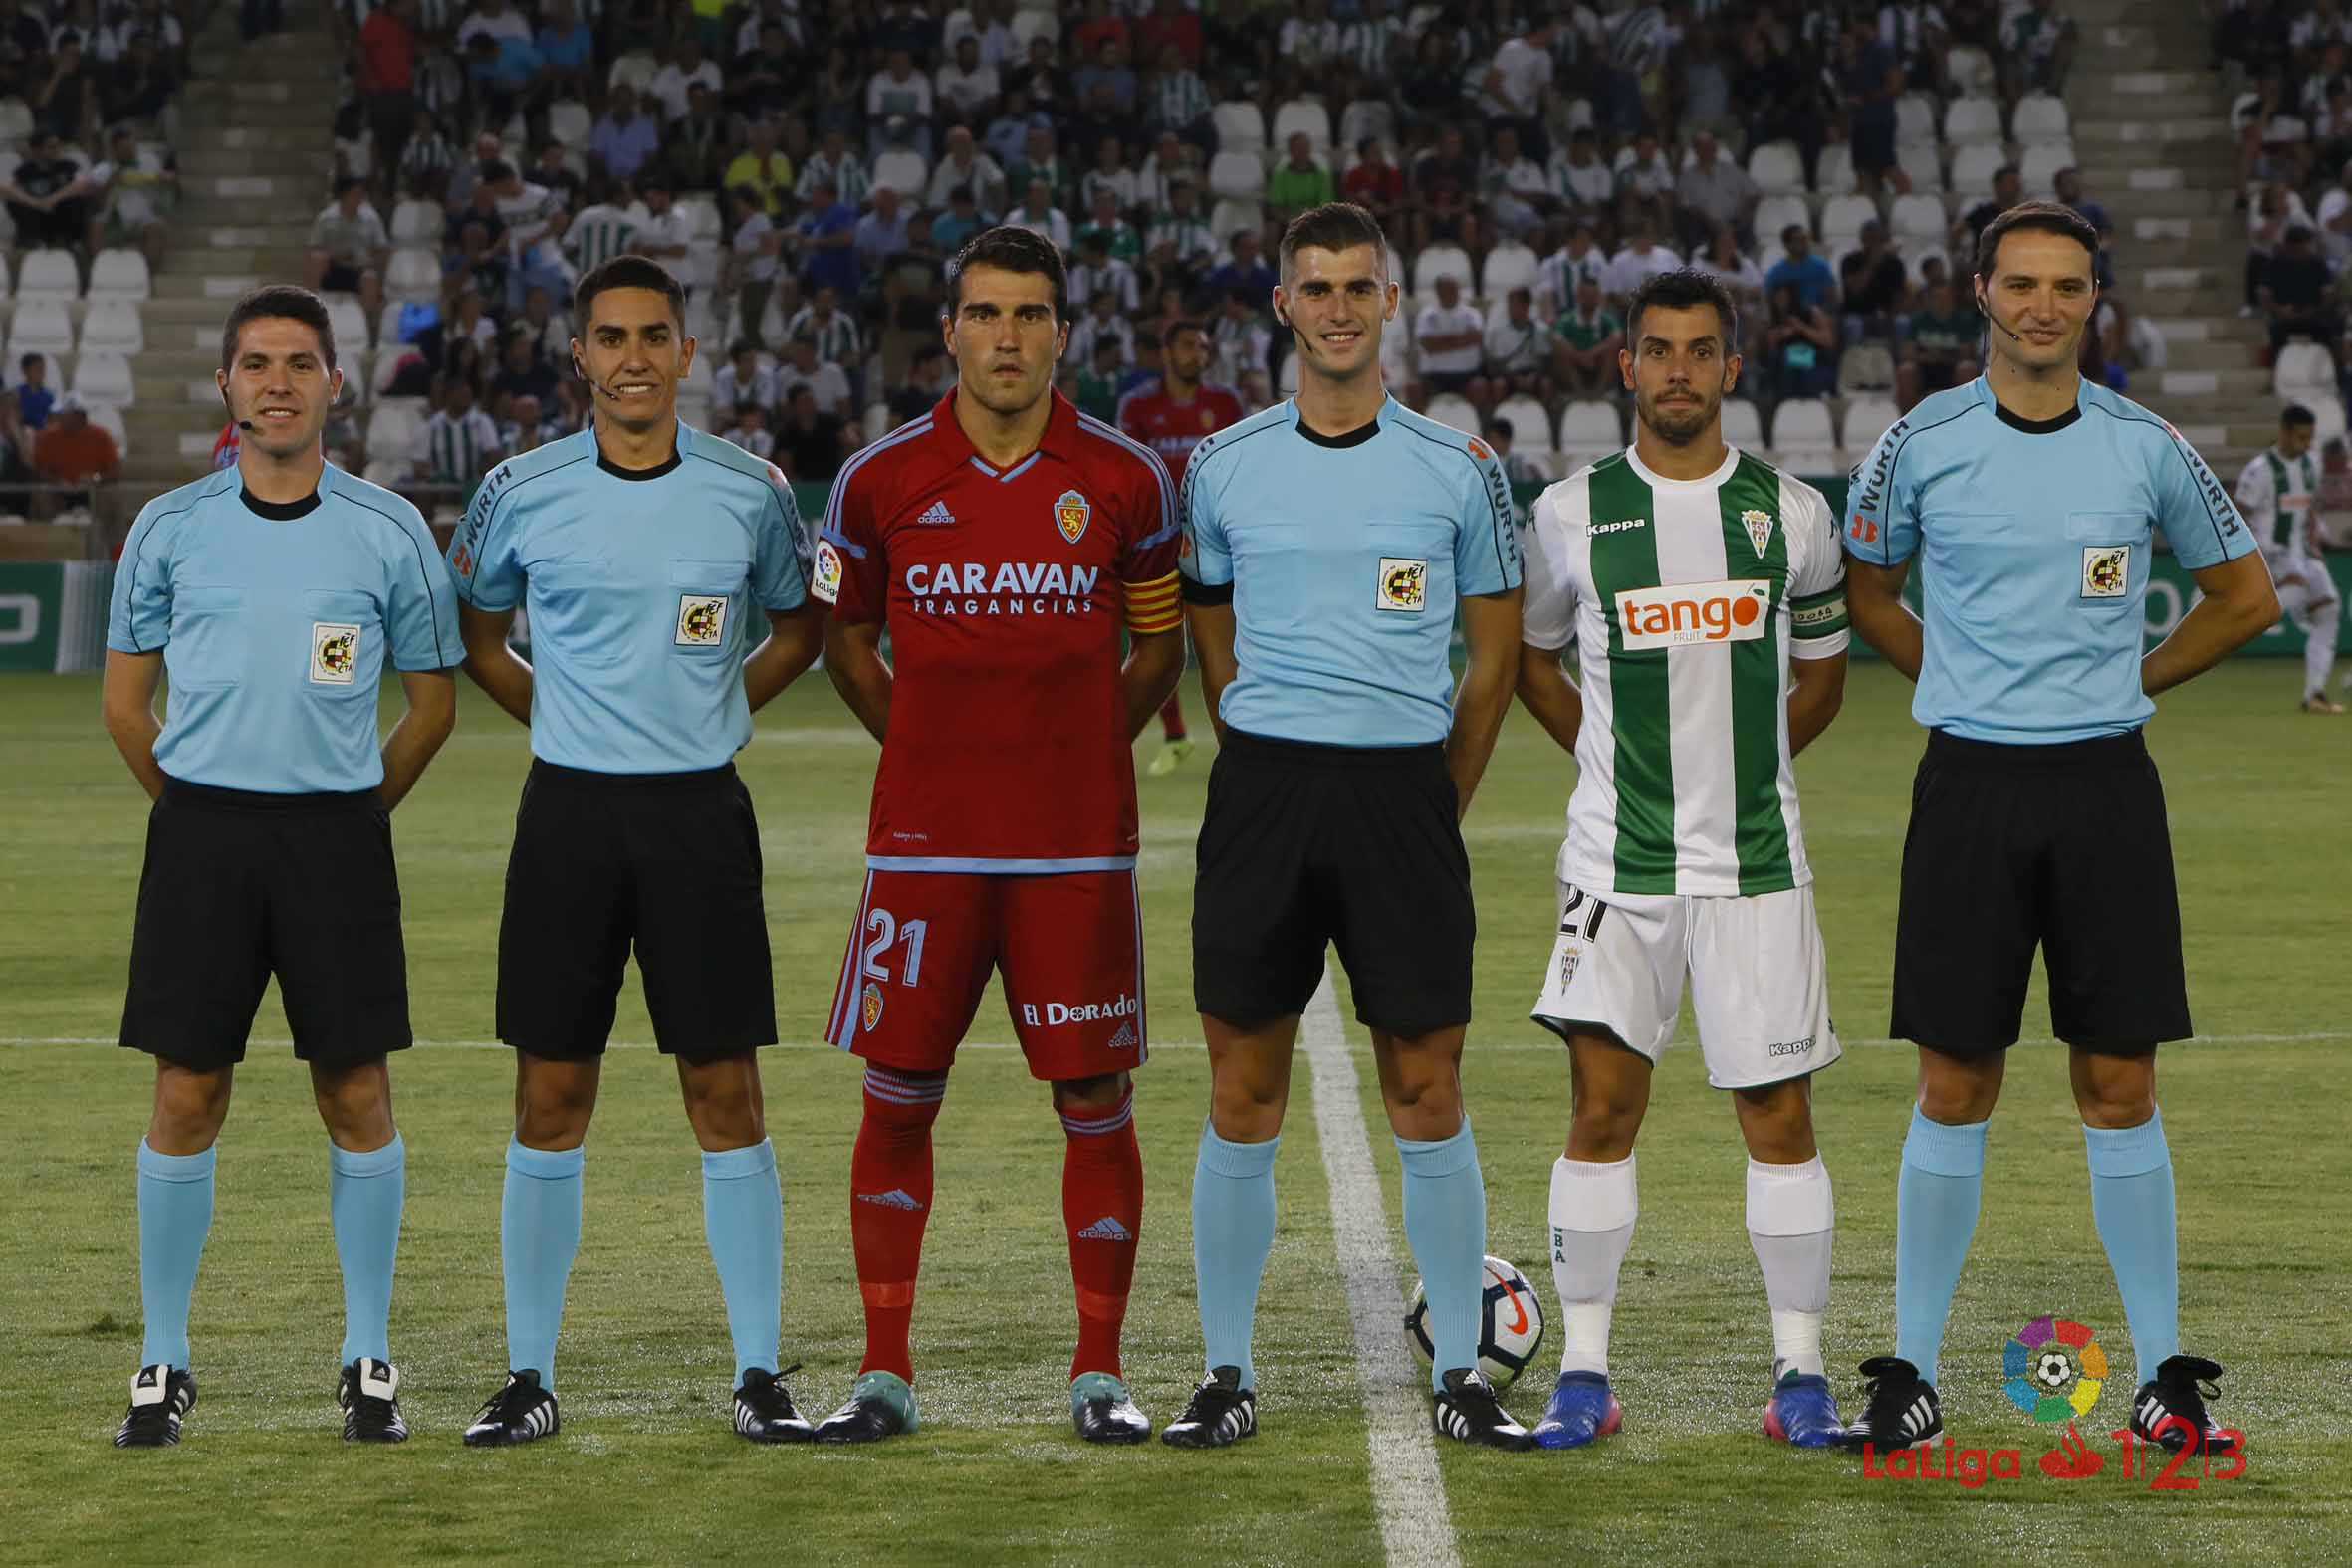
xmin=117 ymin=0 xmax=337 ymax=519
xmin=2065 ymin=0 xmax=2272 ymax=479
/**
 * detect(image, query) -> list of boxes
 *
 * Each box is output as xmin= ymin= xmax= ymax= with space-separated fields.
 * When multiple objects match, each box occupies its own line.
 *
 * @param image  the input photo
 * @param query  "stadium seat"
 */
xmin=70 ymin=350 xmax=133 ymax=406
xmin=1494 ymin=394 xmax=1552 ymax=454
xmin=390 ymin=199 xmax=442 ymax=246
xmin=1891 ymin=193 xmax=1949 ymax=248
xmin=1943 ymin=96 xmax=2002 ymax=147
xmin=2013 ymin=94 xmax=2071 ymax=147
xmin=682 ymin=292 xmax=725 ymax=347
xmin=366 ymin=398 xmax=427 ymax=458
xmin=1819 ymin=195 xmax=1876 ymax=250
xmin=1338 ymin=99 xmax=1396 ymax=152
xmin=325 ymin=295 xmax=369 ymax=352
xmin=863 ymin=401 xmax=889 ymax=442
xmin=1279 ymin=350 xmax=1299 ymax=395
xmin=2275 ymin=341 xmax=2335 ymax=401
xmin=1949 ymin=144 xmax=2005 ymax=199
xmin=1843 ymin=395 xmax=1901 ymax=454
xmin=1412 ymin=244 xmax=1472 ymax=292
xmin=2310 ymin=393 xmax=2349 ymax=445
xmin=1009 ymin=8 xmax=1059 ymax=47
xmin=1747 ymin=141 xmax=1806 ymax=196
xmin=1423 ymin=392 xmax=1479 ymax=436
xmin=87 ymin=249 xmax=149 ymax=301
xmin=1814 ymin=144 xmax=1858 ymax=196
xmin=1755 ymin=193 xmax=1811 ymax=246
xmin=683 ymin=240 xmax=720 ymax=293
xmin=372 ymin=345 xmax=421 ymax=397
xmin=77 ymin=298 xmax=143 ymax=354
xmin=1480 ymin=243 xmax=1539 ymax=299
xmin=0 ymin=98 xmax=31 ymax=147
xmin=385 ymin=247 xmax=440 ymax=303
xmin=1212 ymin=101 xmax=1266 ymax=153
xmin=548 ymin=99 xmax=591 ymax=149
xmin=1721 ymin=396 xmax=1764 ymax=450
xmin=7 ymin=297 xmax=73 ymax=353
xmin=1208 ymin=149 xmax=1267 ymax=200
xmin=1770 ymin=398 xmax=1837 ymax=468
xmin=872 ymin=150 xmax=927 ymax=199
xmin=2018 ymin=143 xmax=2074 ymax=197
xmin=88 ymin=399 xmax=127 ymax=457
xmin=1208 ymin=198 xmax=1264 ymax=243
xmin=1946 ymin=44 xmax=1996 ymax=96
xmin=1271 ymin=100 xmax=1333 ymax=156
xmin=1897 ymin=140 xmax=1947 ymax=193
xmin=677 ymin=385 xmax=711 ymax=431
xmin=1838 ymin=342 xmax=1896 ymax=395
xmin=679 ymin=195 xmax=723 ymax=241
xmin=1557 ymin=399 xmax=1622 ymax=464
xmin=607 ymin=51 xmax=657 ymax=93
xmin=15 ymin=248 xmax=78 ymax=298
xmin=1895 ymin=93 xmax=1938 ymax=147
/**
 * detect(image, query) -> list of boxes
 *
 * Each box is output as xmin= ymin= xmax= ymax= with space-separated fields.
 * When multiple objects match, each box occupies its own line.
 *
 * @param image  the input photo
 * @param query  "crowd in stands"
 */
xmin=0 ymin=0 xmax=189 ymax=511
xmin=310 ymin=0 xmax=2118 ymax=510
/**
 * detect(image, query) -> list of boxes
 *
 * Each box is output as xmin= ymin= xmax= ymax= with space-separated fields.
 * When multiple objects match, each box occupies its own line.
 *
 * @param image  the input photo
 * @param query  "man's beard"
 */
xmin=1641 ymin=387 xmax=1717 ymax=443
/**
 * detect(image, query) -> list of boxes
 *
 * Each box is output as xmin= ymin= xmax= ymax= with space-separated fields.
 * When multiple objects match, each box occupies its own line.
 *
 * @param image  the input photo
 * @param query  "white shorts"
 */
xmin=1529 ymin=881 xmax=1842 ymax=1089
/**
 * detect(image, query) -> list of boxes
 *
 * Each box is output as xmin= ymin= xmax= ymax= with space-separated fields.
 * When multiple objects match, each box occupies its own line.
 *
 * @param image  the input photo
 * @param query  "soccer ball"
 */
xmin=2036 ymin=1351 xmax=2073 ymax=1389
xmin=1404 ymin=1255 xmax=1545 ymax=1391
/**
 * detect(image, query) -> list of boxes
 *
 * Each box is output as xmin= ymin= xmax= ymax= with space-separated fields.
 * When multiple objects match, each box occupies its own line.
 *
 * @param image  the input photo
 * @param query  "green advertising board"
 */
xmin=0 ymin=561 xmax=111 ymax=673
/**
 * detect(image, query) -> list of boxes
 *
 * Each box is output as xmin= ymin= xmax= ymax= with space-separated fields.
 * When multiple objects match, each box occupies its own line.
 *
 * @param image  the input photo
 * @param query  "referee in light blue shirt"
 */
xmin=445 ymin=257 xmax=825 ymax=1446
xmin=1837 ymin=202 xmax=2278 ymax=1458
xmin=1162 ymin=203 xmax=1532 ymax=1453
xmin=444 ymin=255 xmax=823 ymax=1448
xmin=102 ymin=285 xmax=459 ymax=1448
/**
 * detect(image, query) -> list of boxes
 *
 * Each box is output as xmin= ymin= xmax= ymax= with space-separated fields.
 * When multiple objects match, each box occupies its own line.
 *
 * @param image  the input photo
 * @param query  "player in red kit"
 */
xmin=811 ymin=227 xmax=1186 ymax=1446
xmin=1117 ymin=318 xmax=1246 ymax=776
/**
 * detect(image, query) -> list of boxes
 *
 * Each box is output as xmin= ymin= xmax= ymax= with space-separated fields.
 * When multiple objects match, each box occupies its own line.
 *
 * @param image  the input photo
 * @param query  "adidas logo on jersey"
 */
xmin=915 ymin=499 xmax=957 ymax=526
xmin=856 ymin=1188 xmax=926 ymax=1211
xmin=1107 ymin=1022 xmax=1138 ymax=1049
xmin=1076 ymin=1216 xmax=1135 ymax=1242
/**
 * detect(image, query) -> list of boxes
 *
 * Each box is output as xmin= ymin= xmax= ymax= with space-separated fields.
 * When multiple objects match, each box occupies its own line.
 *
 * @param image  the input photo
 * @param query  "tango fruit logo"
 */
xmin=2003 ymin=1314 xmax=2105 ymax=1423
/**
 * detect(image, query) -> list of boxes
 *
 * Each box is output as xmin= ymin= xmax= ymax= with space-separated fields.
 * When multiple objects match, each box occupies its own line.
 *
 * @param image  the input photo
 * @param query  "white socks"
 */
xmin=1746 ymin=1155 xmax=1833 ymax=1381
xmin=1548 ymin=1154 xmax=1638 ymax=1376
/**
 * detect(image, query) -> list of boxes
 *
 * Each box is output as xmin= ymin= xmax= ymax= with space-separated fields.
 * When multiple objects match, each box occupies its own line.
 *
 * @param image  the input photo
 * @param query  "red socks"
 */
xmin=849 ymin=1065 xmax=946 ymax=1381
xmin=1060 ymin=1091 xmax=1143 ymax=1380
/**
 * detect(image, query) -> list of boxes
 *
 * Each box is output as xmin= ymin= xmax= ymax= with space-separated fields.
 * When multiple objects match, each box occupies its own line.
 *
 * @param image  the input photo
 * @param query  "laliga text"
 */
xmin=1860 ymin=1420 xmax=2247 ymax=1490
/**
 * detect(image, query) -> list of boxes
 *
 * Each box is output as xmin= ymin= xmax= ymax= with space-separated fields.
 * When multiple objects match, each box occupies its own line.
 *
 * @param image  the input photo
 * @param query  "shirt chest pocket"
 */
xmin=303 ymin=588 xmax=382 ymax=697
xmin=165 ymin=586 xmax=247 ymax=689
xmin=669 ymin=557 xmax=747 ymax=657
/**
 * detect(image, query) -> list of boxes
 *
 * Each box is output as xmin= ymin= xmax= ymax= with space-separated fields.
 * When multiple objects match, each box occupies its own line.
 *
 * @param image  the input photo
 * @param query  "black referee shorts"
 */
xmin=496 ymin=760 xmax=776 ymax=1060
xmin=1891 ymin=728 xmax=2191 ymax=1056
xmin=1193 ymin=730 xmax=1474 ymax=1039
xmin=120 ymin=779 xmax=411 ymax=1072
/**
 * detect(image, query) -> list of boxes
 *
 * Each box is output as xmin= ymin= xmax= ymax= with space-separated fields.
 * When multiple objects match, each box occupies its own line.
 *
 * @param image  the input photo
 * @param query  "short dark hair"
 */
xmin=220 ymin=284 xmax=338 ymax=374
xmin=2284 ymin=402 xmax=2317 ymax=428
xmin=333 ymin=172 xmax=366 ymax=198
xmin=1161 ymin=316 xmax=1206 ymax=349
xmin=573 ymin=255 xmax=686 ymax=331
xmin=1486 ymin=416 xmax=1516 ymax=442
xmin=480 ymin=158 xmax=515 ymax=184
xmin=1974 ymin=199 xmax=2100 ymax=281
xmin=1279 ymin=201 xmax=1388 ymax=281
xmin=944 ymin=224 xmax=1069 ymax=321
xmin=1625 ymin=268 xmax=1741 ymax=353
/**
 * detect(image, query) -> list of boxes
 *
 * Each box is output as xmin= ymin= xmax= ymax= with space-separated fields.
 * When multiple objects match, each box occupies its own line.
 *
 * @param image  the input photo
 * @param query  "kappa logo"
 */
xmin=310 ymin=621 xmax=360 ymax=684
xmin=915 ymin=498 xmax=957 ymax=526
xmin=1376 ymin=557 xmax=1427 ymax=612
xmin=2081 ymin=545 xmax=2130 ymax=598
xmin=1742 ymin=508 xmax=1775 ymax=557
xmin=861 ymin=981 xmax=885 ymax=1032
xmin=1615 ymin=578 xmax=1772 ymax=650
xmin=676 ymin=593 xmax=728 ymax=645
xmin=1590 ymin=517 xmax=1649 ymax=536
xmin=1076 ymin=1216 xmax=1135 ymax=1242
xmin=856 ymin=1188 xmax=925 ymax=1211
xmin=1766 ymin=1036 xmax=1816 ymax=1058
xmin=812 ymin=539 xmax=844 ymax=604
xmin=1055 ymin=487 xmax=1091 ymax=545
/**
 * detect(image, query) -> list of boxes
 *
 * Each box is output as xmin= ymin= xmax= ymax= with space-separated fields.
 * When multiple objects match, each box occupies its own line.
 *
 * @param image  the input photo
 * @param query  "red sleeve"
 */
xmin=816 ymin=457 xmax=888 ymax=622
xmin=1118 ymin=447 xmax=1181 ymax=634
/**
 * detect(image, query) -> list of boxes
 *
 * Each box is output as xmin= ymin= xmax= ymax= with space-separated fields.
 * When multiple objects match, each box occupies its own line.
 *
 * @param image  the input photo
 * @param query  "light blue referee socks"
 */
xmin=1894 ymin=1108 xmax=1989 ymax=1386
xmin=2084 ymin=1111 xmax=2179 ymax=1386
xmin=502 ymin=1137 xmax=584 ymax=1387
xmin=329 ymin=1134 xmax=405 ymax=1367
xmin=1396 ymin=1122 xmax=1486 ymax=1394
xmin=1192 ymin=1122 xmax=1280 ymax=1391
xmin=701 ymin=1139 xmax=783 ymax=1384
xmin=136 ymin=1139 xmax=216 ymax=1370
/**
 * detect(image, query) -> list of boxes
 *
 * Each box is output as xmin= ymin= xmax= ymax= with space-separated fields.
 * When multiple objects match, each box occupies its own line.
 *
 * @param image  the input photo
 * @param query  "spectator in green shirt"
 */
xmin=1550 ymin=273 xmax=1624 ymax=396
xmin=1076 ymin=187 xmax=1142 ymax=263
xmin=1897 ymin=278 xmax=1983 ymax=409
xmin=1265 ymin=132 xmax=1335 ymax=225
xmin=1074 ymin=336 xmax=1126 ymax=422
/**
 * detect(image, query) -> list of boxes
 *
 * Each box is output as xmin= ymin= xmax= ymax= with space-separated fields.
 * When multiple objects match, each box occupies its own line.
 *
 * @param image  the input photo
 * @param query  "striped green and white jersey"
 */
xmin=1523 ymin=445 xmax=1849 ymax=898
xmin=566 ymin=203 xmax=638 ymax=270
xmin=2232 ymin=446 xmax=2316 ymax=558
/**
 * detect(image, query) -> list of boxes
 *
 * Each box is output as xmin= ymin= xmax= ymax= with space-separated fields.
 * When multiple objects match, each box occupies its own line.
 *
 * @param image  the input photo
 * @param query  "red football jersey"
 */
xmin=815 ymin=388 xmax=1181 ymax=868
xmin=1114 ymin=378 xmax=1248 ymax=488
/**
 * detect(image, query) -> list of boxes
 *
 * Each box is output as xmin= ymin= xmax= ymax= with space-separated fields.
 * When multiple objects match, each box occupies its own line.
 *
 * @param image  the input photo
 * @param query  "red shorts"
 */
xmin=824 ymin=868 xmax=1147 ymax=1081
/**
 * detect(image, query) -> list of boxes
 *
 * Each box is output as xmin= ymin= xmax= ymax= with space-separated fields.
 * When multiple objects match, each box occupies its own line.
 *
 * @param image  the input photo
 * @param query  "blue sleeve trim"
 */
xmin=334 ymin=484 xmax=453 ymax=670
xmin=114 ymin=490 xmax=215 ymax=653
xmin=1396 ymin=419 xmax=1515 ymax=583
xmin=2086 ymin=403 xmax=2238 ymax=560
xmin=820 ymin=527 xmax=868 ymax=559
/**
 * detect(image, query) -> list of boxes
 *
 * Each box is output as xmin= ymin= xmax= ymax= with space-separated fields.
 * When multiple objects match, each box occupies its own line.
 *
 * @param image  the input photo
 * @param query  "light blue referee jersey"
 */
xmin=1178 ymin=395 xmax=1522 ymax=746
xmin=445 ymin=421 xmax=812 ymax=773
xmin=1843 ymin=376 xmax=2256 ymax=745
xmin=107 ymin=465 xmax=459 ymax=794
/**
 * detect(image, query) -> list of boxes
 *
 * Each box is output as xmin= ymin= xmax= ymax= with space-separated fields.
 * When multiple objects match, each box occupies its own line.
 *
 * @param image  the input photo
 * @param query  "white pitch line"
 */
xmin=1301 ymin=970 xmax=1461 ymax=1568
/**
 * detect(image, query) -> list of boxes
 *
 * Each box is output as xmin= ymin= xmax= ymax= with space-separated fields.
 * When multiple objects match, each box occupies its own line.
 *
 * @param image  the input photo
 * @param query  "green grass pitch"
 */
xmin=2 ymin=663 xmax=2347 ymax=1566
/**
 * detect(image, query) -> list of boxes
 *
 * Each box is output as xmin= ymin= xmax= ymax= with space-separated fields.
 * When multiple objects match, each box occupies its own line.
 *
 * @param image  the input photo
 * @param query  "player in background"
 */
xmin=1116 ymin=317 xmax=1247 ymax=776
xmin=1517 ymin=269 xmax=1850 ymax=1452
xmin=2232 ymin=403 xmax=2344 ymax=712
xmin=811 ymin=227 xmax=1185 ymax=1446
xmin=102 ymin=286 xmax=459 ymax=1446
xmin=1166 ymin=203 xmax=1530 ymax=1452
xmin=1840 ymin=204 xmax=2276 ymax=1456
xmin=446 ymin=257 xmax=825 ymax=1446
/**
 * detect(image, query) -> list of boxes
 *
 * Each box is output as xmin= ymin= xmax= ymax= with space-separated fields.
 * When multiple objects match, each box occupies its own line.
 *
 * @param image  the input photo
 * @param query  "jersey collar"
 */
xmin=594 ymin=417 xmax=687 ymax=480
xmin=1976 ymin=373 xmax=2083 ymax=434
xmin=938 ymin=385 xmax=1076 ymax=478
xmin=1624 ymin=441 xmax=1738 ymax=489
xmin=1288 ymin=393 xmax=1394 ymax=449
